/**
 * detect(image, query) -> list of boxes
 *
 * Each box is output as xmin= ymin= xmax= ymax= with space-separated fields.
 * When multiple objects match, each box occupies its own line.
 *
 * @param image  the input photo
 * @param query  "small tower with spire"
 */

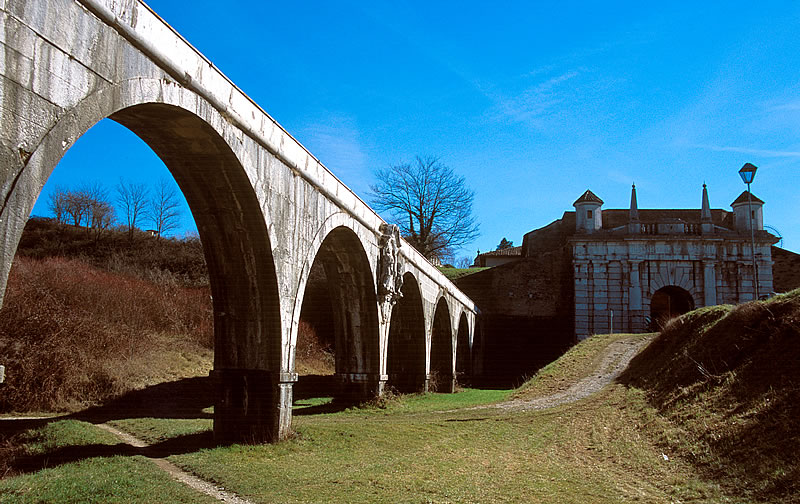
xmin=701 ymin=183 xmax=714 ymax=234
xmin=628 ymin=183 xmax=640 ymax=234
xmin=573 ymin=190 xmax=603 ymax=233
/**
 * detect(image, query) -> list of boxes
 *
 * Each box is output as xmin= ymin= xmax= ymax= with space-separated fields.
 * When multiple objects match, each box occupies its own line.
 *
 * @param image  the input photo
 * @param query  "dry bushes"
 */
xmin=0 ymin=256 xmax=212 ymax=412
xmin=294 ymin=320 xmax=334 ymax=375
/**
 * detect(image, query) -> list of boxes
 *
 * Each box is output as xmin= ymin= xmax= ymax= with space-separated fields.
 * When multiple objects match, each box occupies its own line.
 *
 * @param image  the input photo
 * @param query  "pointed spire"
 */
xmin=701 ymin=183 xmax=712 ymax=222
xmin=701 ymin=183 xmax=714 ymax=234
xmin=629 ymin=183 xmax=639 ymax=222
xmin=627 ymin=183 xmax=640 ymax=234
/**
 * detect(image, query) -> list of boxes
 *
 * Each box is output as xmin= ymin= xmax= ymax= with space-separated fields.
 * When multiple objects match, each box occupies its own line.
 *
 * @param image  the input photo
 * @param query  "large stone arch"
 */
xmin=0 ymin=79 xmax=283 ymax=443
xmin=291 ymin=219 xmax=380 ymax=401
xmin=429 ymin=295 xmax=455 ymax=393
xmin=386 ymin=271 xmax=427 ymax=393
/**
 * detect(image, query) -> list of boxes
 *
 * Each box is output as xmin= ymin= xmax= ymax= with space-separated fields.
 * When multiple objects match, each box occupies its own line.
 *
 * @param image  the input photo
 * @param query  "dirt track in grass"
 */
xmin=477 ymin=335 xmax=654 ymax=412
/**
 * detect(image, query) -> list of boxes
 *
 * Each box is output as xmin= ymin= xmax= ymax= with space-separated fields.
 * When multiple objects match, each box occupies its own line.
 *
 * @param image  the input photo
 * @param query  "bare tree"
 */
xmin=88 ymin=198 xmax=115 ymax=241
xmin=64 ymin=187 xmax=91 ymax=227
xmin=455 ymin=256 xmax=473 ymax=268
xmin=47 ymin=186 xmax=69 ymax=224
xmin=82 ymin=182 xmax=111 ymax=237
xmin=116 ymin=178 xmax=149 ymax=240
xmin=370 ymin=156 xmax=480 ymax=261
xmin=148 ymin=178 xmax=182 ymax=240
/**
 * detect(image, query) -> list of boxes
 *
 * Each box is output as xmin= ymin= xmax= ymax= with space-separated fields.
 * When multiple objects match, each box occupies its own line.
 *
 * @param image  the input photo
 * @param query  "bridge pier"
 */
xmin=212 ymin=370 xmax=297 ymax=443
xmin=387 ymin=373 xmax=429 ymax=393
xmin=429 ymin=373 xmax=456 ymax=393
xmin=336 ymin=373 xmax=388 ymax=403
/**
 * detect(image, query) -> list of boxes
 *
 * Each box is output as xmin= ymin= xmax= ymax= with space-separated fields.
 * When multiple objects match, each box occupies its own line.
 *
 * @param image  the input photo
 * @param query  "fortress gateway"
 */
xmin=461 ymin=184 xmax=779 ymax=381
xmin=564 ymin=184 xmax=777 ymax=339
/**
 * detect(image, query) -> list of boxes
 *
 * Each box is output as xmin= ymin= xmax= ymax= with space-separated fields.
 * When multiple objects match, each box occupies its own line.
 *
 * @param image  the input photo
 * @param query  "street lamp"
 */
xmin=738 ymin=162 xmax=759 ymax=300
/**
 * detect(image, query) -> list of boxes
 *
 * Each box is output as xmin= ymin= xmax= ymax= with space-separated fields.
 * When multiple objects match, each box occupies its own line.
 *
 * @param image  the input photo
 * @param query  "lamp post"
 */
xmin=739 ymin=162 xmax=759 ymax=300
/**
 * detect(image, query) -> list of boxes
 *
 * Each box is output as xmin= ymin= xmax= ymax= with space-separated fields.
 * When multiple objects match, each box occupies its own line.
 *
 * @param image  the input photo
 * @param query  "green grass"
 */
xmin=0 ymin=456 xmax=218 ymax=504
xmin=107 ymin=418 xmax=211 ymax=445
xmin=159 ymin=385 xmax=727 ymax=503
xmin=0 ymin=420 xmax=217 ymax=503
xmin=1 ymin=388 xmax=728 ymax=504
xmin=437 ymin=266 xmax=489 ymax=280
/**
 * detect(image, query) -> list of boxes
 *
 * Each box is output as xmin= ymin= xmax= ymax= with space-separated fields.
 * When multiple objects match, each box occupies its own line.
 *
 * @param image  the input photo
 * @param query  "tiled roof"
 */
xmin=731 ymin=191 xmax=765 ymax=206
xmin=573 ymin=190 xmax=604 ymax=206
xmin=600 ymin=208 xmax=733 ymax=228
xmin=480 ymin=246 xmax=523 ymax=257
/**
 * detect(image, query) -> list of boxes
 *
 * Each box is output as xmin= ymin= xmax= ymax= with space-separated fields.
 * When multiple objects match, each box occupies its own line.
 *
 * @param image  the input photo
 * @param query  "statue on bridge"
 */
xmin=378 ymin=223 xmax=404 ymax=322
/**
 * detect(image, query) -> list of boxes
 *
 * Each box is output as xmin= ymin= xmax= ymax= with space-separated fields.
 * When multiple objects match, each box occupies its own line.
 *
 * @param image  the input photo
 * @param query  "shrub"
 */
xmin=295 ymin=320 xmax=334 ymax=375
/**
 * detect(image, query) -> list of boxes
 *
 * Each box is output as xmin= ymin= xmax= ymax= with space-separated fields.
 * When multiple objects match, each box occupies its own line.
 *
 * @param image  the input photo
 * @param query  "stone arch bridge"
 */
xmin=0 ymin=0 xmax=477 ymax=442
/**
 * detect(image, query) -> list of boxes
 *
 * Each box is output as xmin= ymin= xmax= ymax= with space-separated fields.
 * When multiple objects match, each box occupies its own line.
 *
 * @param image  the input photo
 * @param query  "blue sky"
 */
xmin=34 ymin=1 xmax=800 ymax=255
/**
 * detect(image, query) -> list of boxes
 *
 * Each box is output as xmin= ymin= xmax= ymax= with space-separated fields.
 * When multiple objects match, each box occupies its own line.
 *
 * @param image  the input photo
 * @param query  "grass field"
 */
xmin=0 ymin=332 xmax=737 ymax=503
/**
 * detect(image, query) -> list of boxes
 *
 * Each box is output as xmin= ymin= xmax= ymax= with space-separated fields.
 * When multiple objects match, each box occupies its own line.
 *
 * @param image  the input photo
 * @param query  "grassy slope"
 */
xmin=620 ymin=289 xmax=800 ymax=502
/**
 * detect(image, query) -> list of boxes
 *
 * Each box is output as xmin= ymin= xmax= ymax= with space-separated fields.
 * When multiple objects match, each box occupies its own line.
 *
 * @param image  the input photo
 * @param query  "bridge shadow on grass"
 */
xmin=1 ymin=376 xmax=216 ymax=477
xmin=1 ymin=374 xmax=364 ymax=476
xmin=9 ymin=431 xmax=216 ymax=477
xmin=73 ymin=376 xmax=214 ymax=424
xmin=292 ymin=374 xmax=353 ymax=415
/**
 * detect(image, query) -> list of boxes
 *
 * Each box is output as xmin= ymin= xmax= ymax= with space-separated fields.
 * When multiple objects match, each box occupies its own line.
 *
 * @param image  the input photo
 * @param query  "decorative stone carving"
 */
xmin=378 ymin=223 xmax=404 ymax=321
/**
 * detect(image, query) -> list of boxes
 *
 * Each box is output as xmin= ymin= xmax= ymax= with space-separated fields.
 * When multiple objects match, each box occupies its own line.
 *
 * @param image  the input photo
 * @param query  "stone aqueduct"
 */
xmin=0 ymin=0 xmax=477 ymax=442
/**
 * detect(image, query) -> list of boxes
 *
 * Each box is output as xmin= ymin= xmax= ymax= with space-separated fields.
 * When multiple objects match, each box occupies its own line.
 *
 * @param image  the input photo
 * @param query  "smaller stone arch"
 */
xmin=293 ymin=222 xmax=380 ymax=402
xmin=650 ymin=285 xmax=695 ymax=329
xmin=455 ymin=312 xmax=471 ymax=385
xmin=429 ymin=295 xmax=455 ymax=393
xmin=289 ymin=212 xmax=376 ymax=356
xmin=386 ymin=272 xmax=427 ymax=393
xmin=649 ymin=262 xmax=698 ymax=298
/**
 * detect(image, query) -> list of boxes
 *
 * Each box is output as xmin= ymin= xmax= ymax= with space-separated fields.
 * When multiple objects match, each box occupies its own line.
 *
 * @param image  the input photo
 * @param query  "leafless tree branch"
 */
xmin=370 ymin=156 xmax=479 ymax=261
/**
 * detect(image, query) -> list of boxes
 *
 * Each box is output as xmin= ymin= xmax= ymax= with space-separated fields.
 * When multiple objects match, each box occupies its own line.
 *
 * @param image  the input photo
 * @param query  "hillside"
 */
xmin=620 ymin=290 xmax=800 ymax=502
xmin=0 ymin=218 xmax=332 ymax=413
xmin=17 ymin=217 xmax=208 ymax=287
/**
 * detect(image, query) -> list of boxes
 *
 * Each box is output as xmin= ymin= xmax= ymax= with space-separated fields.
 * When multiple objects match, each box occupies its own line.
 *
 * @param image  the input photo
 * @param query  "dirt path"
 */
xmin=480 ymin=336 xmax=653 ymax=413
xmin=94 ymin=423 xmax=254 ymax=504
xmin=93 ymin=424 xmax=253 ymax=504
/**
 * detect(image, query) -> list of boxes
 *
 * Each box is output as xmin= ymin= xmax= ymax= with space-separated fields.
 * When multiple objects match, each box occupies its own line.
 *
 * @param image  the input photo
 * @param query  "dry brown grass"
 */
xmin=294 ymin=320 xmax=334 ymax=375
xmin=0 ymin=254 xmax=335 ymax=412
xmin=620 ymin=289 xmax=800 ymax=503
xmin=0 ymin=256 xmax=213 ymax=412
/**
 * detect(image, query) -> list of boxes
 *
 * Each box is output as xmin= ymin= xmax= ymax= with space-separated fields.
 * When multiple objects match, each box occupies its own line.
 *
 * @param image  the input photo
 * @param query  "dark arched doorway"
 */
xmin=430 ymin=297 xmax=454 ymax=393
xmin=387 ymin=273 xmax=427 ymax=393
xmin=650 ymin=285 xmax=694 ymax=329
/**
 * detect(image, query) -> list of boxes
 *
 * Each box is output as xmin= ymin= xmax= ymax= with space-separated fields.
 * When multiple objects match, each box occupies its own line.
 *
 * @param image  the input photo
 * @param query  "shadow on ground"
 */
xmin=0 ymin=374 xmax=370 ymax=476
xmin=8 ymin=430 xmax=217 ymax=476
